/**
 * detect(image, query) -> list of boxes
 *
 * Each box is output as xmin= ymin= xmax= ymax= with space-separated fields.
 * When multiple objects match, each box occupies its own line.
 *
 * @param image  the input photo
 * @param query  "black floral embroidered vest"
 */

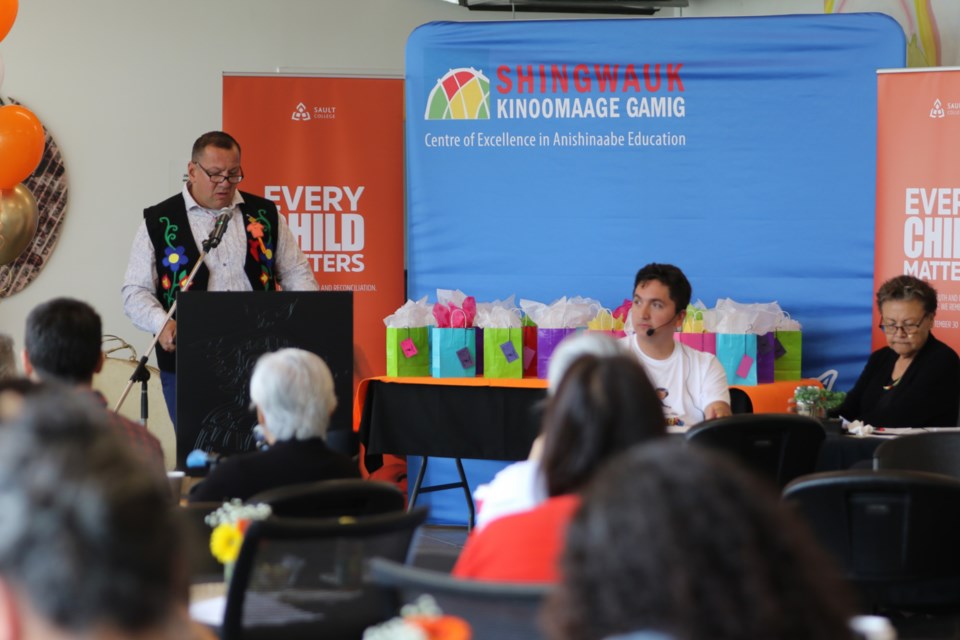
xmin=144 ymin=191 xmax=279 ymax=371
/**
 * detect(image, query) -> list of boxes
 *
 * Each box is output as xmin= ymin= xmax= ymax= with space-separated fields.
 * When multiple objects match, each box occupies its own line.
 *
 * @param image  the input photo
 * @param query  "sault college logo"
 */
xmin=291 ymin=103 xmax=311 ymax=122
xmin=425 ymin=68 xmax=490 ymax=120
xmin=930 ymin=98 xmax=945 ymax=119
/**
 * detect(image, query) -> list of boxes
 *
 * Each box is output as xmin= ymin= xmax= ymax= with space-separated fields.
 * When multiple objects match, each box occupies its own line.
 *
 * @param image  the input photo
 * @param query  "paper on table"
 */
xmin=189 ymin=592 xmax=326 ymax=628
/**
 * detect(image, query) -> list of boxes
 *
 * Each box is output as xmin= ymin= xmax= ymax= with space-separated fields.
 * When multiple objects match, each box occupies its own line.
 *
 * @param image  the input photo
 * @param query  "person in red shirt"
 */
xmin=452 ymin=353 xmax=666 ymax=582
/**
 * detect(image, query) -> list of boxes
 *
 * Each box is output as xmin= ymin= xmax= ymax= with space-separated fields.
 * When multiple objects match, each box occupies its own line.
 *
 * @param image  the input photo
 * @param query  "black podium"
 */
xmin=175 ymin=291 xmax=353 ymax=471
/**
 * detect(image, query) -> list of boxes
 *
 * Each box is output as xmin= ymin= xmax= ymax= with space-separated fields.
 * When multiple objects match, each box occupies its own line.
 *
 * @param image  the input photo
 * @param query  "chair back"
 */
xmin=248 ymin=478 xmax=406 ymax=518
xmin=368 ymin=557 xmax=552 ymax=640
xmin=179 ymin=501 xmax=227 ymax=583
xmin=728 ymin=387 xmax=754 ymax=414
xmin=222 ymin=507 xmax=428 ymax=640
xmin=685 ymin=413 xmax=825 ymax=487
xmin=783 ymin=469 xmax=960 ymax=610
xmin=874 ymin=432 xmax=960 ymax=480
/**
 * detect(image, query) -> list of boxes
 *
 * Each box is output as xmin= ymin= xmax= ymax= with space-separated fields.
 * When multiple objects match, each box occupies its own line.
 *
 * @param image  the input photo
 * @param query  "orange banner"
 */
xmin=223 ymin=74 xmax=405 ymax=383
xmin=875 ymin=69 xmax=960 ymax=352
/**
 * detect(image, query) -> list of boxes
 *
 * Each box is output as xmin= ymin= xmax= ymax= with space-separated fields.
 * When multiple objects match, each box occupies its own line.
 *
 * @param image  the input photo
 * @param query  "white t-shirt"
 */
xmin=620 ymin=336 xmax=731 ymax=428
xmin=472 ymin=459 xmax=547 ymax=532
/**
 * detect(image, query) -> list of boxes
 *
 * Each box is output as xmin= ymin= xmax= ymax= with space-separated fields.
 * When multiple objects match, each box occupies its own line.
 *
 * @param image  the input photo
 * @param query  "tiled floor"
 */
xmin=411 ymin=525 xmax=468 ymax=573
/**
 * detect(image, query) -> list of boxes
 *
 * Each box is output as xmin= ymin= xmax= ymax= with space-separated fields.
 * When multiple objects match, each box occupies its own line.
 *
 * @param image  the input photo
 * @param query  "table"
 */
xmin=354 ymin=376 xmax=822 ymax=525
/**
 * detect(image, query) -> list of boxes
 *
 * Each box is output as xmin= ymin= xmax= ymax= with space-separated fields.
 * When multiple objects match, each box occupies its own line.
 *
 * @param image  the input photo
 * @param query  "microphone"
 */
xmin=202 ymin=208 xmax=233 ymax=250
xmin=644 ymin=313 xmax=680 ymax=337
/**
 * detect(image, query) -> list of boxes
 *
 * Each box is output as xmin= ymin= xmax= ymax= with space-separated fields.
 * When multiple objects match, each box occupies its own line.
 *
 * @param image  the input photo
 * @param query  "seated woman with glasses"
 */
xmin=830 ymin=275 xmax=960 ymax=428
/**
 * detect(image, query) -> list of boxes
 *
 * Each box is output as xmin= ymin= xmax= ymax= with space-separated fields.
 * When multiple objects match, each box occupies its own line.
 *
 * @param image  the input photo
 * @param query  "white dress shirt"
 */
xmin=121 ymin=185 xmax=318 ymax=334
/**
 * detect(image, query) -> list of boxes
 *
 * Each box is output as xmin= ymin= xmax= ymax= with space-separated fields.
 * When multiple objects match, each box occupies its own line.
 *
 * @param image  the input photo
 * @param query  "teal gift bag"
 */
xmin=716 ymin=333 xmax=758 ymax=386
xmin=430 ymin=327 xmax=477 ymax=378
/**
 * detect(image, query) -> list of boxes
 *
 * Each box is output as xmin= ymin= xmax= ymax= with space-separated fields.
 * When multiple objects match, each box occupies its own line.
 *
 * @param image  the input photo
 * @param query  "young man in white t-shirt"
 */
xmin=620 ymin=263 xmax=731 ymax=428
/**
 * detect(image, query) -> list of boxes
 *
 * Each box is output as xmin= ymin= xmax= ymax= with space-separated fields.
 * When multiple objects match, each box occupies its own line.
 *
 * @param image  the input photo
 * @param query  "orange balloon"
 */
xmin=0 ymin=0 xmax=17 ymax=43
xmin=0 ymin=104 xmax=43 ymax=189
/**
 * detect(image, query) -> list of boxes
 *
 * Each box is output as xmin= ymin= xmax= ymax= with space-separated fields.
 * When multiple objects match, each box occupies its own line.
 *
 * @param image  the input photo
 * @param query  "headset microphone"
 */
xmin=644 ymin=312 xmax=681 ymax=337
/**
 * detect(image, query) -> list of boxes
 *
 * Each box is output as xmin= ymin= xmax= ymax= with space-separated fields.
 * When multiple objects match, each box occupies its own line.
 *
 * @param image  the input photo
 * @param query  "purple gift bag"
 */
xmin=536 ymin=328 xmax=577 ymax=379
xmin=756 ymin=331 xmax=776 ymax=384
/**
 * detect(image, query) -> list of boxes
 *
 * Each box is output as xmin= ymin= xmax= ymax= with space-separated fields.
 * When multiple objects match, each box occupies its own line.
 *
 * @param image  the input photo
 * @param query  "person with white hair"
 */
xmin=471 ymin=332 xmax=624 ymax=531
xmin=188 ymin=348 xmax=358 ymax=502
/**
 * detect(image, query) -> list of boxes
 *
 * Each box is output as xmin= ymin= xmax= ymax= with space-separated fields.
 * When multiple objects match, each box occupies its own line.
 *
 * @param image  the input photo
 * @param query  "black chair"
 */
xmin=728 ymin=387 xmax=754 ymax=414
xmin=179 ymin=501 xmax=228 ymax=583
xmin=248 ymin=478 xmax=406 ymax=518
xmin=783 ymin=470 xmax=960 ymax=611
xmin=873 ymin=432 xmax=960 ymax=480
xmin=222 ymin=507 xmax=428 ymax=640
xmin=368 ymin=557 xmax=552 ymax=640
xmin=685 ymin=413 xmax=825 ymax=487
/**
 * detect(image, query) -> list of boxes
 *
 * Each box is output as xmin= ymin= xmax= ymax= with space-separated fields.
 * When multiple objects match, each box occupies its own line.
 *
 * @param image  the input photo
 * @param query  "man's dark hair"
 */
xmin=0 ymin=390 xmax=183 ymax=633
xmin=540 ymin=354 xmax=666 ymax=497
xmin=545 ymin=441 xmax=856 ymax=640
xmin=633 ymin=263 xmax=692 ymax=313
xmin=24 ymin=298 xmax=102 ymax=384
xmin=192 ymin=130 xmax=241 ymax=161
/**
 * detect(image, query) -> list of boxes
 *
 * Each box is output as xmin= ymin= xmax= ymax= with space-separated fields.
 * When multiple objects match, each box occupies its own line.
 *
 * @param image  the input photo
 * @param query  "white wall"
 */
xmin=0 ymin=0 xmax=819 ymax=362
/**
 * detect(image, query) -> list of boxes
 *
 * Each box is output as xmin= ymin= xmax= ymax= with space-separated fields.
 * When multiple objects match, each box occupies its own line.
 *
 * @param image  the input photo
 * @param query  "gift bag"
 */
xmin=386 ymin=327 xmax=430 ymax=377
xmin=430 ymin=327 xmax=477 ymax=378
xmin=716 ymin=333 xmax=758 ymax=386
xmin=774 ymin=330 xmax=802 ymax=381
xmin=522 ymin=324 xmax=538 ymax=377
xmin=756 ymin=331 xmax=776 ymax=384
xmin=475 ymin=328 xmax=484 ymax=376
xmin=675 ymin=332 xmax=717 ymax=355
xmin=483 ymin=327 xmax=523 ymax=379
xmin=537 ymin=328 xmax=577 ymax=379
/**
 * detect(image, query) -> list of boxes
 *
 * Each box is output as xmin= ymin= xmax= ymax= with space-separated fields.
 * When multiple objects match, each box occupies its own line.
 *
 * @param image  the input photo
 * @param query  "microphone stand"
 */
xmin=114 ymin=227 xmax=228 ymax=421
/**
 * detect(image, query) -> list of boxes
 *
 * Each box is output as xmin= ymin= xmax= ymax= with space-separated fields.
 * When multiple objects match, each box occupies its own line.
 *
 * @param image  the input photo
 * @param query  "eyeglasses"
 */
xmin=194 ymin=161 xmax=243 ymax=184
xmin=878 ymin=317 xmax=928 ymax=335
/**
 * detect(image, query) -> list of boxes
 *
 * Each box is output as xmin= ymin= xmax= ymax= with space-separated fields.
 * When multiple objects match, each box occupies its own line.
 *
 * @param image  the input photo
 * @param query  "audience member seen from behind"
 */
xmin=473 ymin=332 xmax=623 ymax=532
xmin=620 ymin=263 xmax=731 ymax=428
xmin=0 ymin=334 xmax=16 ymax=380
xmin=189 ymin=348 xmax=359 ymax=502
xmin=830 ymin=275 xmax=960 ymax=428
xmin=546 ymin=441 xmax=856 ymax=640
xmin=453 ymin=354 xmax=667 ymax=582
xmin=22 ymin=297 xmax=165 ymax=473
xmin=0 ymin=390 xmax=211 ymax=640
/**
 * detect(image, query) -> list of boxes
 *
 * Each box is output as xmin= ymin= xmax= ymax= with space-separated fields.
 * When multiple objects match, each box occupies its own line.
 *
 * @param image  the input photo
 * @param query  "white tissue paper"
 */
xmin=520 ymin=296 xmax=602 ymax=329
xmin=383 ymin=296 xmax=436 ymax=328
xmin=475 ymin=295 xmax=522 ymax=329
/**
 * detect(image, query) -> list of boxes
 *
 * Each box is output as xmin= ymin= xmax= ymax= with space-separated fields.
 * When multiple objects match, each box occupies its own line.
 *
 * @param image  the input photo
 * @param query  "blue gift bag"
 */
xmin=716 ymin=333 xmax=758 ymax=386
xmin=430 ymin=327 xmax=477 ymax=378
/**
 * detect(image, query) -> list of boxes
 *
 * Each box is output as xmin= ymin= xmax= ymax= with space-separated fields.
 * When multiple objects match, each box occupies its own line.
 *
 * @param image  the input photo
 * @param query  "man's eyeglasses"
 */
xmin=878 ymin=317 xmax=928 ymax=335
xmin=194 ymin=161 xmax=243 ymax=184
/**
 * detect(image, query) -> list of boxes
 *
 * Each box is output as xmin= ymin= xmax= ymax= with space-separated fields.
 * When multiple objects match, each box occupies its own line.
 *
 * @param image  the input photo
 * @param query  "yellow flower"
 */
xmin=210 ymin=522 xmax=243 ymax=564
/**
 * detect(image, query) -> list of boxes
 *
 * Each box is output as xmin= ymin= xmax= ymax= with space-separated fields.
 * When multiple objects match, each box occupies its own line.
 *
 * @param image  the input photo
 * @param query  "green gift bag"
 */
xmin=386 ymin=327 xmax=430 ymax=377
xmin=483 ymin=327 xmax=523 ymax=379
xmin=774 ymin=330 xmax=802 ymax=381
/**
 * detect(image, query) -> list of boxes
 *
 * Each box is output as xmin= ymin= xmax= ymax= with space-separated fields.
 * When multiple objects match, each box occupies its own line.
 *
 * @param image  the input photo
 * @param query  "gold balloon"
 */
xmin=0 ymin=183 xmax=38 ymax=266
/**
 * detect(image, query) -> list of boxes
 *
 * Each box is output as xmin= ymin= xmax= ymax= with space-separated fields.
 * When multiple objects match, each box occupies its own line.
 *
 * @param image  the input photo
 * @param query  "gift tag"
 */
xmin=500 ymin=341 xmax=519 ymax=363
xmin=773 ymin=337 xmax=787 ymax=359
xmin=736 ymin=354 xmax=755 ymax=378
xmin=400 ymin=338 xmax=418 ymax=358
xmin=522 ymin=346 xmax=536 ymax=370
xmin=456 ymin=347 xmax=475 ymax=369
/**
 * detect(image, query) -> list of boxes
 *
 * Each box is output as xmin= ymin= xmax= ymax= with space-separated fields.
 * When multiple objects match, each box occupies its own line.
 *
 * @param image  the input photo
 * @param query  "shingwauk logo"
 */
xmin=290 ymin=102 xmax=337 ymax=122
xmin=425 ymin=68 xmax=490 ymax=120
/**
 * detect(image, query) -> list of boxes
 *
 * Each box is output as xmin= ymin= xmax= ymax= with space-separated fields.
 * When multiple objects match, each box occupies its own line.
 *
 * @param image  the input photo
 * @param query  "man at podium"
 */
xmin=121 ymin=131 xmax=318 ymax=427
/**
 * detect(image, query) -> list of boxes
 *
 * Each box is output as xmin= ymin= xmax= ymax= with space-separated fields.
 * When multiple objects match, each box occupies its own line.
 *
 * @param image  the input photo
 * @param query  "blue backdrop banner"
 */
xmin=405 ymin=14 xmax=904 ymax=390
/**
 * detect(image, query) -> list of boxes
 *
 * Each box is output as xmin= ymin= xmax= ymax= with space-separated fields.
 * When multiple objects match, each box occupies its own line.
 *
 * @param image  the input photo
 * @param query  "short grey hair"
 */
xmin=546 ymin=332 xmax=623 ymax=394
xmin=249 ymin=348 xmax=337 ymax=441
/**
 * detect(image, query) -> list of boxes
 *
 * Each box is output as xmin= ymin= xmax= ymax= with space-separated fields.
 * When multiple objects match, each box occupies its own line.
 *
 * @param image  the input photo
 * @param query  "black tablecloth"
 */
xmin=359 ymin=380 xmax=546 ymax=462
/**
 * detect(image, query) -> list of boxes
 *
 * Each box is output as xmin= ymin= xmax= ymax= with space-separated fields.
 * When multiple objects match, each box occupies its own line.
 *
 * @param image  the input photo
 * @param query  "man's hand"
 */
xmin=158 ymin=320 xmax=177 ymax=352
xmin=705 ymin=401 xmax=732 ymax=420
